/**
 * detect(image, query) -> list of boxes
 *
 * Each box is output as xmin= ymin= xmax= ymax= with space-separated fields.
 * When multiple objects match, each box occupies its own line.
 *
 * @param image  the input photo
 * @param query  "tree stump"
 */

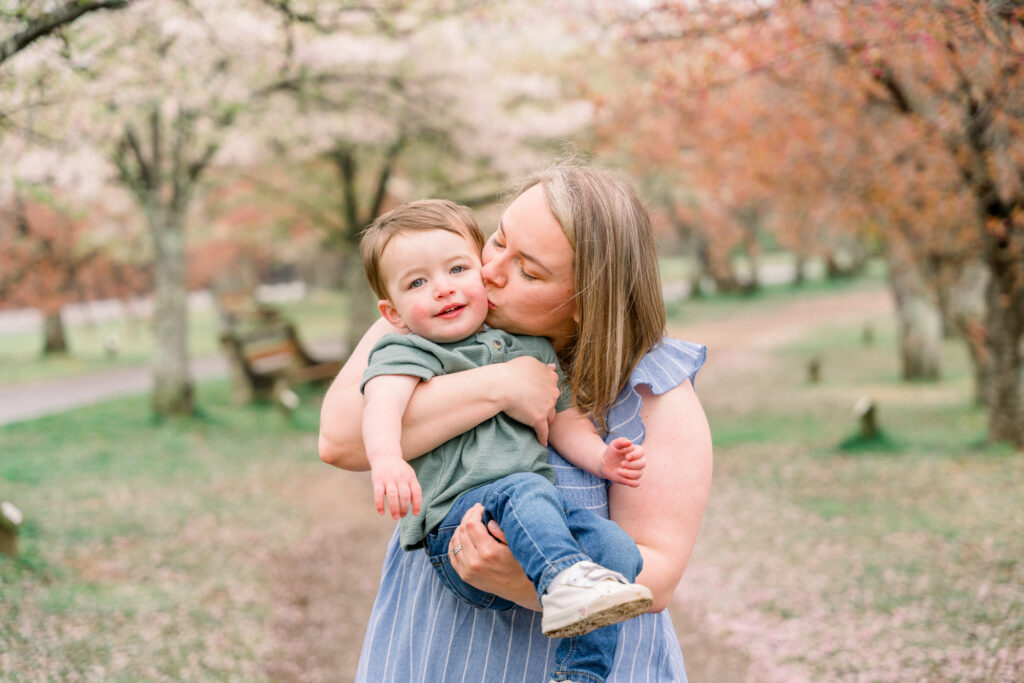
xmin=853 ymin=396 xmax=878 ymax=440
xmin=862 ymin=323 xmax=874 ymax=346
xmin=1 ymin=501 xmax=23 ymax=557
xmin=807 ymin=355 xmax=821 ymax=383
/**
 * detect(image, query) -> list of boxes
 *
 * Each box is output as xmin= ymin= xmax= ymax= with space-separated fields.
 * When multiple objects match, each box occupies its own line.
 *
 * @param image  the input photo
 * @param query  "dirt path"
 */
xmin=265 ymin=286 xmax=893 ymax=682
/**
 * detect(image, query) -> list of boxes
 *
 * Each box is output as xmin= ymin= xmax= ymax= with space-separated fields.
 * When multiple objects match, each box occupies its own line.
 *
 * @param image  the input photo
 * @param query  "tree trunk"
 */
xmin=826 ymin=237 xmax=868 ymax=280
xmin=939 ymin=260 xmax=990 ymax=406
xmin=792 ymin=251 xmax=806 ymax=287
xmin=963 ymin=319 xmax=991 ymax=407
xmin=42 ymin=309 xmax=69 ymax=355
xmin=983 ymin=234 xmax=1024 ymax=446
xmin=741 ymin=225 xmax=761 ymax=293
xmin=148 ymin=205 xmax=194 ymax=416
xmin=343 ymin=251 xmax=379 ymax=354
xmin=886 ymin=244 xmax=942 ymax=381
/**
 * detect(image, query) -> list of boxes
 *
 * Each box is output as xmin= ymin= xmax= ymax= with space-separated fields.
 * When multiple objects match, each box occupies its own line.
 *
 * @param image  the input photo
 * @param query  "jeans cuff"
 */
xmin=537 ymin=553 xmax=590 ymax=596
xmin=550 ymin=670 xmax=605 ymax=683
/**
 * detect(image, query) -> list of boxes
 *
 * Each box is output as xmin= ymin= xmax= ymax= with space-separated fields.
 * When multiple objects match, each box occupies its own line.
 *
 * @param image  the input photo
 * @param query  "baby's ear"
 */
xmin=378 ymin=299 xmax=408 ymax=331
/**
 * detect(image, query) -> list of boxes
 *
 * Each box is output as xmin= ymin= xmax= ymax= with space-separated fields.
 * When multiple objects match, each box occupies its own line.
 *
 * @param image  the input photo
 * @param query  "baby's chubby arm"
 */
xmin=362 ymin=374 xmax=423 ymax=519
xmin=547 ymin=408 xmax=645 ymax=487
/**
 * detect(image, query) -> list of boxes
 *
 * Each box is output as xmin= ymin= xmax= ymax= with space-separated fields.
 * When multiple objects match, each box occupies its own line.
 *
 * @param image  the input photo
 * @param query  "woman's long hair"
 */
xmin=514 ymin=162 xmax=666 ymax=433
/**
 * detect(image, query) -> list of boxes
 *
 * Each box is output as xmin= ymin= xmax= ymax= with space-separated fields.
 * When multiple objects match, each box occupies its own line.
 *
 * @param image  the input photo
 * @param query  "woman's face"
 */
xmin=481 ymin=184 xmax=577 ymax=349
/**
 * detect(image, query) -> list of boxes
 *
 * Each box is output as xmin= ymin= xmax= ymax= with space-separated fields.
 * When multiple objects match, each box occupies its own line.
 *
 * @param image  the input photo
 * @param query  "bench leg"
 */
xmin=273 ymin=377 xmax=300 ymax=414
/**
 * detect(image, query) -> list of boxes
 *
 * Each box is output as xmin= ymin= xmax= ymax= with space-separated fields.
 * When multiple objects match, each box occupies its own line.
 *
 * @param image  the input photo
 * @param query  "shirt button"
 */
xmin=492 ymin=340 xmax=502 ymax=350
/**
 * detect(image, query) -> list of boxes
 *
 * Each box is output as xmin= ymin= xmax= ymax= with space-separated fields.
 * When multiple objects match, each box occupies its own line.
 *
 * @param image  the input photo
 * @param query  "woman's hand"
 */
xmin=448 ymin=504 xmax=540 ymax=610
xmin=496 ymin=356 xmax=560 ymax=446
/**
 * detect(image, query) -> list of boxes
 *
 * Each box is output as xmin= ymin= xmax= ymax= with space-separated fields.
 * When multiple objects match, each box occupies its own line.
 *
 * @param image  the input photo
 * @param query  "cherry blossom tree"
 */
xmin=595 ymin=0 xmax=1024 ymax=445
xmin=3 ymin=0 xmax=593 ymax=414
xmin=243 ymin=0 xmax=594 ymax=351
xmin=2 ymin=0 xmax=287 ymax=415
xmin=0 ymin=190 xmax=149 ymax=354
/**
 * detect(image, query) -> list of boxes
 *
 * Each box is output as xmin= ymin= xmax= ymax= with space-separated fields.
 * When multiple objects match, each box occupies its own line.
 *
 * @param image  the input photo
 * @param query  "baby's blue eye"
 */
xmin=451 ymin=265 xmax=466 ymax=274
xmin=409 ymin=278 xmax=425 ymax=289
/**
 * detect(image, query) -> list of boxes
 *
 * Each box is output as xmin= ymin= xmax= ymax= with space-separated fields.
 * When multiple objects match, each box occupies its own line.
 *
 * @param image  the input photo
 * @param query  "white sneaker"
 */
xmin=540 ymin=561 xmax=653 ymax=638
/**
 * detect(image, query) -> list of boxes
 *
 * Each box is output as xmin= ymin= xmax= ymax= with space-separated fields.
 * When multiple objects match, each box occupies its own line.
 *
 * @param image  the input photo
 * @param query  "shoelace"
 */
xmin=559 ymin=562 xmax=629 ymax=588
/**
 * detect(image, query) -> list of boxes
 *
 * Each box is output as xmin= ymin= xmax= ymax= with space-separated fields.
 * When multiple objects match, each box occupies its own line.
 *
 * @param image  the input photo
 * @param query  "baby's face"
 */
xmin=379 ymin=229 xmax=488 ymax=343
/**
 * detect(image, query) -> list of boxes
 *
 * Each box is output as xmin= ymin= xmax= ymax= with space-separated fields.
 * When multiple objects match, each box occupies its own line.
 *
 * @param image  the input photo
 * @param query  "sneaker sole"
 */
xmin=542 ymin=594 xmax=653 ymax=639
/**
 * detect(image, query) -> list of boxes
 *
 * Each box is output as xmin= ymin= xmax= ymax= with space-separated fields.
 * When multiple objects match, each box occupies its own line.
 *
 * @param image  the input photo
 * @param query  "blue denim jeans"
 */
xmin=425 ymin=472 xmax=644 ymax=683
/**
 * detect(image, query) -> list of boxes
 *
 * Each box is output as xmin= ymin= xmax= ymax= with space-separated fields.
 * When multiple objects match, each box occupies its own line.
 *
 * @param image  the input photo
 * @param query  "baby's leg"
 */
xmin=545 ymin=502 xmax=649 ymax=681
xmin=424 ymin=490 xmax=516 ymax=610
xmin=551 ymin=623 xmax=622 ymax=683
xmin=562 ymin=503 xmax=644 ymax=582
xmin=473 ymin=472 xmax=592 ymax=596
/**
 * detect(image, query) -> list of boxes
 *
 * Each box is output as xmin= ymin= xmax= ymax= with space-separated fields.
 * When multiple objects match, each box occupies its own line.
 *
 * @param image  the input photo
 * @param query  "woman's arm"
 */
xmin=318 ymin=318 xmax=562 ymax=471
xmin=607 ymin=380 xmax=712 ymax=611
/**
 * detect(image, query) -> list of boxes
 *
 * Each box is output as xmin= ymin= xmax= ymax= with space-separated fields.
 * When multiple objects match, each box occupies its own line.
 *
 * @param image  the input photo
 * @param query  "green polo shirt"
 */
xmin=362 ymin=328 xmax=572 ymax=550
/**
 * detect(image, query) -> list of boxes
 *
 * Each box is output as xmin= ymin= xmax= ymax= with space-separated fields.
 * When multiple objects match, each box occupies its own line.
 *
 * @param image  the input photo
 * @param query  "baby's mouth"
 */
xmin=436 ymin=303 xmax=465 ymax=317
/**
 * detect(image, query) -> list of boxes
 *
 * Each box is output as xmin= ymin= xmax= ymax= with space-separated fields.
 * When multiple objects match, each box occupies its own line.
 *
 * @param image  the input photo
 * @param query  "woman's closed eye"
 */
xmin=488 ymin=234 xmax=537 ymax=281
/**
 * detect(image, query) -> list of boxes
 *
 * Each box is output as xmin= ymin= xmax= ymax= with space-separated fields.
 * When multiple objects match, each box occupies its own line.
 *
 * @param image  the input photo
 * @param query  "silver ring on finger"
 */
xmin=451 ymin=544 xmax=464 ymax=556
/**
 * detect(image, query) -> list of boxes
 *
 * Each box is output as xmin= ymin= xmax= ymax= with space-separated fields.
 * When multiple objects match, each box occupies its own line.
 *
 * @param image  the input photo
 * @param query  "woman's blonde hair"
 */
xmin=514 ymin=162 xmax=666 ymax=432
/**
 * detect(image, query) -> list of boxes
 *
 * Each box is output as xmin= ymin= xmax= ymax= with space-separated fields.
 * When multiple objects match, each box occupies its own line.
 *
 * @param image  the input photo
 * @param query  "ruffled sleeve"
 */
xmin=547 ymin=337 xmax=706 ymax=514
xmin=604 ymin=337 xmax=707 ymax=444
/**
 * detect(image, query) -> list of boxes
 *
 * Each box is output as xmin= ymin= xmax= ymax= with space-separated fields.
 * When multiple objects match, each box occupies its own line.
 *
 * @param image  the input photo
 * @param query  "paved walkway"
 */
xmin=0 ymin=339 xmax=344 ymax=427
xmin=0 ymin=355 xmax=228 ymax=426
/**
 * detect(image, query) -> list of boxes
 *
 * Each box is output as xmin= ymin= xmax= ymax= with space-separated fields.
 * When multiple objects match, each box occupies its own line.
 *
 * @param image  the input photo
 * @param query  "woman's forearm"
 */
xmin=632 ymin=544 xmax=687 ymax=613
xmin=320 ymin=320 xmax=562 ymax=471
xmin=320 ymin=364 xmax=507 ymax=471
xmin=318 ymin=319 xmax=517 ymax=471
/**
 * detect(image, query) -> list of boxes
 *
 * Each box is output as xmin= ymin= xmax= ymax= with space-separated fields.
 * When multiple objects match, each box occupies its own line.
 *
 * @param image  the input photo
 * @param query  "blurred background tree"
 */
xmin=591 ymin=0 xmax=1024 ymax=446
xmin=2 ymin=0 xmax=1022 ymax=444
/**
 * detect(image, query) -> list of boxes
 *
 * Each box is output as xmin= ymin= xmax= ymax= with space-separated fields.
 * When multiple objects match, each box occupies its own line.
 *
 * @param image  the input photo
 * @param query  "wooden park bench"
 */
xmin=218 ymin=304 xmax=344 ymax=409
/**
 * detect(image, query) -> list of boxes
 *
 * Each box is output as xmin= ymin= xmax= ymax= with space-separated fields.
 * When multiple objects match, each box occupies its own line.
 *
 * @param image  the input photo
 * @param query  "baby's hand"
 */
xmin=600 ymin=437 xmax=645 ymax=487
xmin=370 ymin=459 xmax=423 ymax=520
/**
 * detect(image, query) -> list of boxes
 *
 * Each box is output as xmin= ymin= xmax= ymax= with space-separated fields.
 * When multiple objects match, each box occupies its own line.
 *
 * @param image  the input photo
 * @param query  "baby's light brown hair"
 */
xmin=360 ymin=199 xmax=485 ymax=300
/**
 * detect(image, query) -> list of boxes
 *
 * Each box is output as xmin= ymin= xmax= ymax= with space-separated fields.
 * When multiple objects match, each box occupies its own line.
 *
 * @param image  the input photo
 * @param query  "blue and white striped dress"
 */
xmin=355 ymin=338 xmax=707 ymax=682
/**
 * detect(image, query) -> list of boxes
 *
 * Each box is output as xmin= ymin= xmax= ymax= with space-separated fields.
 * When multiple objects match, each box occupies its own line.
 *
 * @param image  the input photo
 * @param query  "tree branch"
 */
xmin=330 ymin=146 xmax=361 ymax=236
xmin=632 ymin=7 xmax=773 ymax=44
xmin=0 ymin=0 xmax=132 ymax=68
xmin=368 ymin=134 xmax=405 ymax=221
xmin=115 ymin=122 xmax=153 ymax=197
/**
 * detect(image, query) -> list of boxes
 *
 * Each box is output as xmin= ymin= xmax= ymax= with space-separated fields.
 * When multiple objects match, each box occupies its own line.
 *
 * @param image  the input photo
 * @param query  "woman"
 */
xmin=319 ymin=163 xmax=712 ymax=682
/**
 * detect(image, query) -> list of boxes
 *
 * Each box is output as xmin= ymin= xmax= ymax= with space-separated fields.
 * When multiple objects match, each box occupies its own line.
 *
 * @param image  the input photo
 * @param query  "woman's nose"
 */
xmin=481 ymin=255 xmax=506 ymax=287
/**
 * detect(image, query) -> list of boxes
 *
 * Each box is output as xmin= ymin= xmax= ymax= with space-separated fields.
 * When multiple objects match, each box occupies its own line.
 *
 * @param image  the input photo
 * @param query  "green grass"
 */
xmin=0 ymin=380 xmax=326 ymax=679
xmin=3 ymin=276 xmax=1021 ymax=681
xmin=0 ymin=288 xmax=349 ymax=386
